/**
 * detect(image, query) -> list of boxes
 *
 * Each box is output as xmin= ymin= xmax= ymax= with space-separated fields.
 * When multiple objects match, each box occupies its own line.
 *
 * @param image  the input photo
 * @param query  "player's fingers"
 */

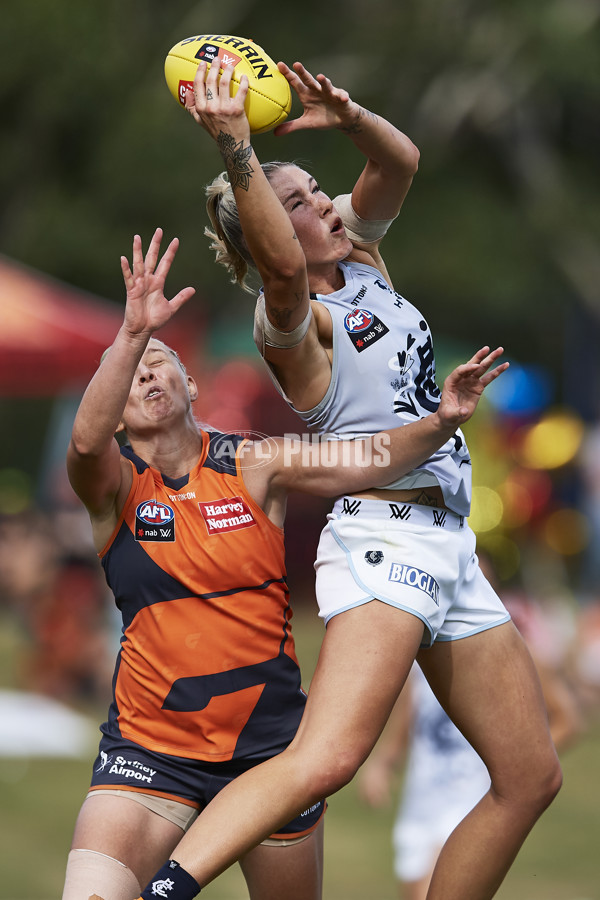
xmin=205 ymin=56 xmax=221 ymax=93
xmin=120 ymin=256 xmax=134 ymax=290
xmin=131 ymin=234 xmax=145 ymax=278
xmin=191 ymin=61 xmax=208 ymax=104
xmin=155 ymin=236 xmax=179 ymax=278
xmin=217 ymin=63 xmax=234 ymax=98
xmin=292 ymin=61 xmax=320 ymax=89
xmin=480 ymin=361 xmax=510 ymax=386
xmin=468 ymin=345 xmax=492 ymax=366
xmin=145 ymin=227 xmax=163 ymax=274
xmin=169 ymin=286 xmax=196 ymax=313
xmin=235 ymin=73 xmax=250 ymax=106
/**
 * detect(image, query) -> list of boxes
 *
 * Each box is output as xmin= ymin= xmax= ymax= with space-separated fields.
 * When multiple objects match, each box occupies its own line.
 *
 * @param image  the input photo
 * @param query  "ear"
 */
xmin=187 ymin=376 xmax=198 ymax=402
xmin=115 ymin=421 xmax=126 ymax=434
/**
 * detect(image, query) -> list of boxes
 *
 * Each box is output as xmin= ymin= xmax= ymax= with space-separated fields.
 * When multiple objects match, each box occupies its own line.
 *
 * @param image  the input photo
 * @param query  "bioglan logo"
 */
xmin=198 ymin=496 xmax=256 ymax=535
xmin=388 ymin=563 xmax=440 ymax=606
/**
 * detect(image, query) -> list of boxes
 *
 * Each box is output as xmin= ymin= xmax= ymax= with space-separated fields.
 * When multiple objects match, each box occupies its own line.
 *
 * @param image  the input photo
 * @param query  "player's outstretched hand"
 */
xmin=273 ymin=61 xmax=360 ymax=135
xmin=437 ymin=346 xmax=508 ymax=428
xmin=185 ymin=60 xmax=250 ymax=145
xmin=120 ymin=228 xmax=195 ymax=337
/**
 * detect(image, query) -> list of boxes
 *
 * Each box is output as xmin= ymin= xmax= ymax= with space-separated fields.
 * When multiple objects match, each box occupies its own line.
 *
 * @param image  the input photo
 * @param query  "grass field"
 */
xmin=1 ymin=605 xmax=599 ymax=900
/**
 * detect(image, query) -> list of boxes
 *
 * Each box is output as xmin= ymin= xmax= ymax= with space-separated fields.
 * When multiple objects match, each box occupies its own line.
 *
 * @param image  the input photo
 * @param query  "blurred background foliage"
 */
xmin=1 ymin=0 xmax=599 ymax=368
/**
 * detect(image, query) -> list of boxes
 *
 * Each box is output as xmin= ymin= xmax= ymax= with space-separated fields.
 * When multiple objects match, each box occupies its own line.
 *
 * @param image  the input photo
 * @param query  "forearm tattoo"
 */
xmin=217 ymin=131 xmax=254 ymax=191
xmin=412 ymin=490 xmax=441 ymax=508
xmin=267 ymin=293 xmax=306 ymax=329
xmin=340 ymin=106 xmax=378 ymax=135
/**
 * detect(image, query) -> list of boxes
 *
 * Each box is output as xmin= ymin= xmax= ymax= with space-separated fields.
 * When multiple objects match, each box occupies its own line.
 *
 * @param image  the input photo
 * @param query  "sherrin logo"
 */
xmin=344 ymin=309 xmax=374 ymax=333
xmin=388 ymin=563 xmax=440 ymax=605
xmin=135 ymin=500 xmax=175 ymax=543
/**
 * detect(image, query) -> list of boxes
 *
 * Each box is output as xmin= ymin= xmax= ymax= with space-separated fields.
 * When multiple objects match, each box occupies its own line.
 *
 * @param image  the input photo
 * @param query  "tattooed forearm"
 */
xmin=339 ymin=106 xmax=378 ymax=135
xmin=217 ymin=131 xmax=254 ymax=191
xmin=267 ymin=293 xmax=307 ymax=329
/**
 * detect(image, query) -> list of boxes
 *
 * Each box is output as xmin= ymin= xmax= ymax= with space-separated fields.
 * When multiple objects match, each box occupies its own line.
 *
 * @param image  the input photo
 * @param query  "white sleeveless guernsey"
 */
xmin=257 ymin=260 xmax=472 ymax=517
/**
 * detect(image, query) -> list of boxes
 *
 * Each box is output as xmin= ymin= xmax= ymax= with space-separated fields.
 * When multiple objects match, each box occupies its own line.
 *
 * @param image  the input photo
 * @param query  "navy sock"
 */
xmin=139 ymin=860 xmax=201 ymax=899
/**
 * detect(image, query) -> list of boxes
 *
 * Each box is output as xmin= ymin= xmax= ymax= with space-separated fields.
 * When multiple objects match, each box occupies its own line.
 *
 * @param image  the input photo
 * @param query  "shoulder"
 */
xmin=344 ymin=248 xmax=393 ymax=287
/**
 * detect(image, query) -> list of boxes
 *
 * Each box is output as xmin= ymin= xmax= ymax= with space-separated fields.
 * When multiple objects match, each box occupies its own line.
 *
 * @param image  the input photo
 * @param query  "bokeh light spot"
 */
xmin=469 ymin=486 xmax=504 ymax=533
xmin=543 ymin=508 xmax=589 ymax=556
xmin=514 ymin=410 xmax=585 ymax=470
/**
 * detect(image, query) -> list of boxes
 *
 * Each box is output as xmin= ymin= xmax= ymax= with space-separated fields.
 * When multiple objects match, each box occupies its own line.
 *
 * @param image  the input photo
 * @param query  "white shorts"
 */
xmin=393 ymin=764 xmax=490 ymax=881
xmin=314 ymin=497 xmax=510 ymax=647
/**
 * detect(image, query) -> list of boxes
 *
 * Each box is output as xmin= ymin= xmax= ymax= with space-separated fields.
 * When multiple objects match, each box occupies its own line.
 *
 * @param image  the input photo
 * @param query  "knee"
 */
xmin=291 ymin=744 xmax=365 ymax=801
xmin=536 ymin=754 xmax=563 ymax=810
xmin=500 ymin=747 xmax=562 ymax=816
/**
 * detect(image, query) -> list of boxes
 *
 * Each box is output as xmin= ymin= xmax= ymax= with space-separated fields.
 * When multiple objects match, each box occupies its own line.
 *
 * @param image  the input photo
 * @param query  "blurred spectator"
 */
xmin=0 ymin=509 xmax=113 ymax=706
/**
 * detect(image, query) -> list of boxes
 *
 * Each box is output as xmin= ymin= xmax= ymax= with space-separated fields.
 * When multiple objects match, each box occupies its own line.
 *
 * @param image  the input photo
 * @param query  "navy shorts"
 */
xmin=89 ymin=731 xmax=324 ymax=838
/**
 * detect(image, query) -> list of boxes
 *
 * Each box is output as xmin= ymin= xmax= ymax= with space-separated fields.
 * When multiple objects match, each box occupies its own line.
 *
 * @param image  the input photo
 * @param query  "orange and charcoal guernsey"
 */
xmin=99 ymin=431 xmax=306 ymax=762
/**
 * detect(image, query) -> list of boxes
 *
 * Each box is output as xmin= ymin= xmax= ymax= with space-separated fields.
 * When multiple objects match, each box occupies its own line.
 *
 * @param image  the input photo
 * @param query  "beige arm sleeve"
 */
xmin=253 ymin=294 xmax=313 ymax=354
xmin=333 ymin=193 xmax=396 ymax=243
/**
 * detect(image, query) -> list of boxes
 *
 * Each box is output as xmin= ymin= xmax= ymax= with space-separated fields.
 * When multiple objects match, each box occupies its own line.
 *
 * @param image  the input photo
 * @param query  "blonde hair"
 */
xmin=204 ymin=162 xmax=296 ymax=294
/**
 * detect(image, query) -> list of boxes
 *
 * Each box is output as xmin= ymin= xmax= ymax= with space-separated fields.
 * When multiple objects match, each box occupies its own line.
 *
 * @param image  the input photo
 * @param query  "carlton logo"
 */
xmin=135 ymin=501 xmax=175 ymax=543
xmin=198 ymin=496 xmax=257 ymax=536
xmin=344 ymin=309 xmax=374 ymax=333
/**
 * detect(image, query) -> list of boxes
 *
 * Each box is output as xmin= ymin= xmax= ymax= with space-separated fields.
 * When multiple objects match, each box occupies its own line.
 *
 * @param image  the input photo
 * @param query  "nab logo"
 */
xmin=344 ymin=309 xmax=390 ymax=353
xmin=195 ymin=43 xmax=242 ymax=69
xmin=135 ymin=501 xmax=175 ymax=543
xmin=344 ymin=309 xmax=374 ymax=333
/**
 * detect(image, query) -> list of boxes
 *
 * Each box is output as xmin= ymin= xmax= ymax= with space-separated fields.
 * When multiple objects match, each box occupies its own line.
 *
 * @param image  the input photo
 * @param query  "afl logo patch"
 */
xmin=344 ymin=309 xmax=374 ymax=333
xmin=135 ymin=501 xmax=175 ymax=542
xmin=344 ymin=309 xmax=390 ymax=353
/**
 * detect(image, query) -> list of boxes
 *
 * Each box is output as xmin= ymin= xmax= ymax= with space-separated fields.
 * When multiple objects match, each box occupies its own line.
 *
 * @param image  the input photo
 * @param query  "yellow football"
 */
xmin=164 ymin=34 xmax=292 ymax=134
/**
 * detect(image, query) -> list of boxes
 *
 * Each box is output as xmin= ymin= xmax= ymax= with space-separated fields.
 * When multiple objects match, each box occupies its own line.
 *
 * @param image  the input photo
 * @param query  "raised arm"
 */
xmin=67 ymin=230 xmax=194 ymax=538
xmin=187 ymin=61 xmax=330 ymax=407
xmin=242 ymin=347 xmax=508 ymax=520
xmin=187 ymin=61 xmax=310 ymax=333
xmin=275 ymin=61 xmax=420 ymax=227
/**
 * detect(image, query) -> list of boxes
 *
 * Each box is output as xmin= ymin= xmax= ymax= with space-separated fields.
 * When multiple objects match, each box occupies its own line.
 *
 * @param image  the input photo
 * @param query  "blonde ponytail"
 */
xmin=204 ymin=162 xmax=295 ymax=294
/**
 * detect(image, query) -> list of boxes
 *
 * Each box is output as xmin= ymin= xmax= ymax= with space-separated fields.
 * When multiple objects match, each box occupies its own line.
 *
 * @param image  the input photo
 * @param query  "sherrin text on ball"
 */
xmin=164 ymin=34 xmax=292 ymax=134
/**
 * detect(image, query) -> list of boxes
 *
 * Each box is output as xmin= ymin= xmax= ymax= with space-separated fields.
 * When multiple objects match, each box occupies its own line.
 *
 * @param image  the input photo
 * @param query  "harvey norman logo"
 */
xmin=388 ymin=563 xmax=440 ymax=605
xmin=198 ymin=496 xmax=256 ymax=536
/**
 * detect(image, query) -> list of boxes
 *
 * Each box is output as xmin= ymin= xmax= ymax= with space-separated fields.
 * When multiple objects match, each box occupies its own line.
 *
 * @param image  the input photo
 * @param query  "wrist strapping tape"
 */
xmin=333 ymin=193 xmax=396 ymax=243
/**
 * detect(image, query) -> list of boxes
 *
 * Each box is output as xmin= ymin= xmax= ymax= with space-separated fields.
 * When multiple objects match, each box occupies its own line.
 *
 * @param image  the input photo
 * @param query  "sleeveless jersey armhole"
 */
xmin=234 ymin=439 xmax=284 ymax=537
xmin=97 ymin=455 xmax=138 ymax=559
